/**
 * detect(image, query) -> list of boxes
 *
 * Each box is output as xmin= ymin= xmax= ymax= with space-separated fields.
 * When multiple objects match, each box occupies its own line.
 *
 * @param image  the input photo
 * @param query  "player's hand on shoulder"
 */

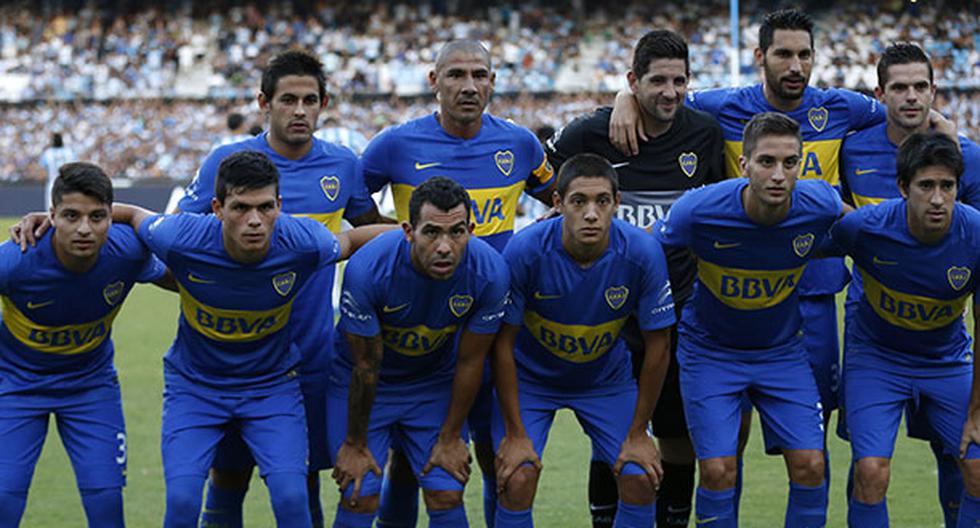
xmin=9 ymin=211 xmax=51 ymax=252
xmin=423 ymin=435 xmax=472 ymax=484
xmin=332 ymin=440 xmax=381 ymax=507
xmin=609 ymin=89 xmax=646 ymax=157
xmin=535 ymin=206 xmax=561 ymax=222
xmin=495 ymin=435 xmax=541 ymax=491
xmin=614 ymin=431 xmax=663 ymax=491
xmin=929 ymin=109 xmax=961 ymax=151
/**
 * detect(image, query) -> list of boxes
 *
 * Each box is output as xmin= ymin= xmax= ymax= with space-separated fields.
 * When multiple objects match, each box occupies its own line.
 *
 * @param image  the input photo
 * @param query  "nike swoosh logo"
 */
xmin=855 ymin=168 xmax=878 ymax=175
xmin=533 ymin=292 xmax=562 ymax=300
xmin=414 ymin=162 xmax=441 ymax=170
xmin=612 ymin=162 xmax=630 ymax=168
xmin=695 ymin=516 xmax=719 ymax=525
xmin=187 ymin=273 xmax=217 ymax=284
xmin=382 ymin=303 xmax=409 ymax=313
xmin=713 ymin=241 xmax=742 ymax=249
xmin=26 ymin=300 xmax=54 ymax=309
xmin=873 ymin=256 xmax=898 ymax=266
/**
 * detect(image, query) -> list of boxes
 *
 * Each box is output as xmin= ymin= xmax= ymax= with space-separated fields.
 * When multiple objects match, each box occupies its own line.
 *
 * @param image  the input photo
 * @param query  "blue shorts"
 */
xmin=0 ymin=382 xmax=126 ymax=492
xmin=211 ymin=373 xmax=330 ymax=472
xmin=678 ymin=338 xmax=825 ymax=460
xmin=326 ymin=388 xmax=464 ymax=498
xmin=844 ymin=350 xmax=980 ymax=460
xmin=490 ymin=385 xmax=646 ymax=477
xmin=799 ymin=295 xmax=840 ymax=414
xmin=161 ymin=379 xmax=308 ymax=481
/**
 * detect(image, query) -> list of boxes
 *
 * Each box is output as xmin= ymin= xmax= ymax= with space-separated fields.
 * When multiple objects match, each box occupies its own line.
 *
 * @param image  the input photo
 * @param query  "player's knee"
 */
xmin=617 ymin=473 xmax=655 ymax=505
xmin=339 ymin=494 xmax=379 ymax=515
xmin=698 ymin=457 xmax=736 ymax=490
xmin=422 ymin=489 xmax=463 ymax=511
xmin=853 ymin=457 xmax=890 ymax=503
xmin=388 ymin=451 xmax=418 ymax=486
xmin=165 ymin=478 xmax=204 ymax=526
xmin=959 ymin=459 xmax=980 ymax=497
xmin=786 ymin=450 xmax=825 ymax=486
xmin=209 ymin=467 xmax=252 ymax=491
xmin=499 ymin=465 xmax=540 ymax=510
xmin=267 ymin=474 xmax=309 ymax=516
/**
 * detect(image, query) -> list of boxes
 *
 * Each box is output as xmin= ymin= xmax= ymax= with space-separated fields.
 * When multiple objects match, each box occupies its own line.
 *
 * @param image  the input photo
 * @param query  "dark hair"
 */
xmin=248 ymin=124 xmax=264 ymax=136
xmin=556 ymin=153 xmax=619 ymax=198
xmin=742 ymin=112 xmax=802 ymax=159
xmin=227 ymin=112 xmax=245 ymax=131
xmin=214 ymin=150 xmax=280 ymax=204
xmin=535 ymin=125 xmax=556 ymax=144
xmin=52 ymin=133 xmax=64 ymax=148
xmin=759 ymin=9 xmax=814 ymax=54
xmin=52 ymin=162 xmax=113 ymax=207
xmin=434 ymin=40 xmax=492 ymax=73
xmin=260 ymin=49 xmax=327 ymax=103
xmin=408 ymin=176 xmax=472 ymax=227
xmin=877 ymin=42 xmax=933 ymax=89
xmin=897 ymin=132 xmax=963 ymax=188
xmin=632 ymin=29 xmax=689 ymax=78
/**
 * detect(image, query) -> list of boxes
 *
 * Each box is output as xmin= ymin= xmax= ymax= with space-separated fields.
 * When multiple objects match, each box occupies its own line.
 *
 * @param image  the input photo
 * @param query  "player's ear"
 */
xmin=401 ymin=221 xmax=414 ymax=241
xmin=257 ymin=90 xmax=270 ymax=111
xmin=627 ymin=70 xmax=639 ymax=93
xmin=467 ymin=222 xmax=476 ymax=234
xmin=738 ymin=155 xmax=748 ymax=176
xmin=897 ymin=178 xmax=909 ymax=199
xmin=753 ymin=47 xmax=764 ymax=68
xmin=551 ymin=190 xmax=562 ymax=209
xmin=320 ymin=93 xmax=330 ymax=110
xmin=873 ymin=86 xmax=885 ymax=103
xmin=427 ymin=70 xmax=438 ymax=92
xmin=211 ymin=198 xmax=223 ymax=219
xmin=613 ymin=191 xmax=622 ymax=208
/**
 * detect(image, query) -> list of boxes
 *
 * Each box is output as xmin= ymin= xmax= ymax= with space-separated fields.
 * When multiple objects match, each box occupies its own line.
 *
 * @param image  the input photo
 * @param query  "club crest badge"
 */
xmin=678 ymin=152 xmax=698 ymax=178
xmin=947 ymin=266 xmax=971 ymax=292
xmin=792 ymin=233 xmax=815 ymax=258
xmin=604 ymin=286 xmax=629 ymax=310
xmin=449 ymin=295 xmax=474 ymax=317
xmin=807 ymin=107 xmax=828 ymax=132
xmin=273 ymin=272 xmax=297 ymax=297
xmin=103 ymin=281 xmax=125 ymax=306
xmin=320 ymin=176 xmax=340 ymax=201
xmin=494 ymin=150 xmax=514 ymax=177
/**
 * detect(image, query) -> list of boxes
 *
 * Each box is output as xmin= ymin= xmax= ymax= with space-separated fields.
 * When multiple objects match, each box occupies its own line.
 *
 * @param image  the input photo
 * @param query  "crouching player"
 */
xmin=0 ymin=163 xmax=168 ymax=527
xmin=828 ymin=132 xmax=980 ymax=526
xmin=492 ymin=153 xmax=675 ymax=527
xmin=328 ymin=177 xmax=512 ymax=528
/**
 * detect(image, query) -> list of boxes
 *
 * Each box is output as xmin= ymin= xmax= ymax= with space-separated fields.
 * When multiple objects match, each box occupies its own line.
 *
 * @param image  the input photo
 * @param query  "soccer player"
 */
xmin=360 ymin=39 xmax=555 ymax=527
xmin=490 ymin=153 xmax=674 ymax=527
xmin=177 ymin=49 xmax=390 ymax=528
xmin=110 ymin=150 xmax=390 ymax=528
xmin=655 ymin=112 xmax=841 ymax=527
xmin=0 ymin=163 xmax=167 ymax=527
xmin=828 ymin=132 xmax=980 ymax=526
xmin=544 ymin=29 xmax=724 ymax=528
xmin=838 ymin=42 xmax=980 ymax=526
xmin=328 ymin=177 xmax=513 ymax=528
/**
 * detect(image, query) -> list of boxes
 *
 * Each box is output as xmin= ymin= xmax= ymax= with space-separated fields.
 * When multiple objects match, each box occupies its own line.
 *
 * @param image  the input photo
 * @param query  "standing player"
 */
xmin=829 ymin=133 xmax=980 ymax=526
xmin=40 ymin=132 xmax=76 ymax=208
xmin=838 ymin=42 xmax=980 ymax=526
xmin=655 ymin=113 xmax=840 ymax=527
xmin=0 ymin=163 xmax=167 ymax=527
xmin=177 ymin=49 xmax=390 ymax=528
xmin=544 ymin=29 xmax=723 ymax=528
xmin=360 ymin=40 xmax=555 ymax=527
xmin=328 ymin=177 xmax=513 ymax=528
xmin=491 ymin=154 xmax=675 ymax=527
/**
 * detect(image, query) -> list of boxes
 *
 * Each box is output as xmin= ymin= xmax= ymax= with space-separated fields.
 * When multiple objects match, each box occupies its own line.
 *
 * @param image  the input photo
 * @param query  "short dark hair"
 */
xmin=260 ymin=49 xmax=327 ymax=103
xmin=52 ymin=162 xmax=113 ymax=207
xmin=408 ymin=177 xmax=472 ymax=227
xmin=897 ymin=132 xmax=963 ymax=188
xmin=556 ymin=153 xmax=619 ymax=198
xmin=434 ymin=40 xmax=492 ymax=73
xmin=52 ymin=133 xmax=63 ymax=148
xmin=632 ymin=29 xmax=689 ymax=78
xmin=248 ymin=124 xmax=264 ymax=136
xmin=535 ymin=125 xmax=555 ymax=144
xmin=759 ymin=9 xmax=814 ymax=54
xmin=227 ymin=112 xmax=245 ymax=131
xmin=214 ymin=150 xmax=280 ymax=204
xmin=877 ymin=42 xmax=933 ymax=89
xmin=742 ymin=112 xmax=802 ymax=159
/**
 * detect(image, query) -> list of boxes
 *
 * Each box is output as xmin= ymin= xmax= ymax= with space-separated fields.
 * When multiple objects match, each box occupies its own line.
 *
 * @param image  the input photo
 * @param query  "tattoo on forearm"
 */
xmin=347 ymin=335 xmax=382 ymax=441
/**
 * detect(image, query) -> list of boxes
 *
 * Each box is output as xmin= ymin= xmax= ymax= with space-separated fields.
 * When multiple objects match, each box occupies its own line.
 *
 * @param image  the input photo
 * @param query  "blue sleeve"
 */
xmin=828 ymin=209 xmax=862 ymax=257
xmin=292 ymin=217 xmax=341 ymax=268
xmin=466 ymin=253 xmax=510 ymax=334
xmin=635 ymin=238 xmax=676 ymax=331
xmin=842 ymin=89 xmax=885 ymax=132
xmin=137 ymin=214 xmax=183 ymax=264
xmin=178 ymin=147 xmax=224 ymax=213
xmin=136 ymin=255 xmax=168 ymax=283
xmin=958 ymin=139 xmax=980 ymax=210
xmin=337 ymin=251 xmax=381 ymax=338
xmin=686 ymin=89 xmax=723 ymax=116
xmin=0 ymin=242 xmax=21 ymax=294
xmin=653 ymin=190 xmax=694 ymax=248
xmin=361 ymin=130 xmax=393 ymax=194
xmin=343 ymin=157 xmax=377 ymax=221
xmin=502 ymin=237 xmax=530 ymax=326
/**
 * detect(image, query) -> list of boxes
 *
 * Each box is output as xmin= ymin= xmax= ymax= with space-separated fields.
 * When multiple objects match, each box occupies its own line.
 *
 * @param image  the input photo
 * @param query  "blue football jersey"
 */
xmin=138 ymin=213 xmax=340 ymax=393
xmin=178 ymin=133 xmax=374 ymax=375
xmin=361 ymin=113 xmax=554 ymax=252
xmin=332 ymin=230 xmax=509 ymax=400
xmin=840 ymin=122 xmax=980 ymax=209
xmin=503 ymin=218 xmax=675 ymax=394
xmin=0 ymin=226 xmax=165 ymax=394
xmin=655 ymin=179 xmax=842 ymax=356
xmin=830 ymin=199 xmax=979 ymax=369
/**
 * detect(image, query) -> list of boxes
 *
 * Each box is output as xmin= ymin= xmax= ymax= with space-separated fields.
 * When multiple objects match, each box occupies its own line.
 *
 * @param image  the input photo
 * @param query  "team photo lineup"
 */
xmin=1 ymin=1 xmax=979 ymax=527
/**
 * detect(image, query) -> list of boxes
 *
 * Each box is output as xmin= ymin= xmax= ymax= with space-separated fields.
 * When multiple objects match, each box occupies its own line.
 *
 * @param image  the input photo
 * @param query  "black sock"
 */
xmin=657 ymin=461 xmax=696 ymax=528
xmin=588 ymin=460 xmax=618 ymax=528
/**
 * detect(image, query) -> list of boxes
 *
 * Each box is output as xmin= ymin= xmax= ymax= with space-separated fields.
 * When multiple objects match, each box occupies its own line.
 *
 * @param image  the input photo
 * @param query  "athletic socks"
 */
xmin=932 ymin=439 xmax=963 ymax=527
xmin=957 ymin=493 xmax=980 ymax=527
xmin=657 ymin=461 xmax=695 ymax=527
xmin=483 ymin=475 xmax=498 ymax=528
xmin=588 ymin=460 xmax=618 ymax=528
xmin=847 ymin=496 xmax=886 ymax=527
xmin=80 ymin=487 xmax=124 ymax=528
xmin=786 ymin=482 xmax=827 ymax=528
xmin=427 ymin=504 xmax=468 ymax=527
xmin=199 ymin=478 xmax=246 ymax=528
xmin=612 ymin=500 xmax=654 ymax=528
xmin=377 ymin=470 xmax=419 ymax=527
xmin=0 ymin=488 xmax=28 ymax=527
xmin=495 ymin=504 xmax=533 ymax=528
xmin=694 ymin=486 xmax=736 ymax=528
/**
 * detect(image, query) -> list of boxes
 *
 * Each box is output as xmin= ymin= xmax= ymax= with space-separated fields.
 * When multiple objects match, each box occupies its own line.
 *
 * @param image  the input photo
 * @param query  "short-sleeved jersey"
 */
xmin=840 ymin=122 xmax=980 ymax=209
xmin=688 ymin=84 xmax=884 ymax=296
xmin=332 ymin=230 xmax=508 ymax=400
xmin=138 ymin=213 xmax=340 ymax=394
xmin=544 ymin=105 xmax=724 ymax=304
xmin=830 ymin=199 xmax=980 ymax=370
xmin=503 ymin=218 xmax=676 ymax=394
xmin=0 ymin=226 xmax=165 ymax=395
xmin=655 ymin=179 xmax=842 ymax=356
xmin=178 ymin=133 xmax=374 ymax=374
xmin=362 ymin=113 xmax=554 ymax=252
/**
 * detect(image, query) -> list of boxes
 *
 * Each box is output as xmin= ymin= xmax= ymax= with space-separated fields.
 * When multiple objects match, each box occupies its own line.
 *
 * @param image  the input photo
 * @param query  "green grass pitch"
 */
xmin=1 ymin=218 xmax=949 ymax=527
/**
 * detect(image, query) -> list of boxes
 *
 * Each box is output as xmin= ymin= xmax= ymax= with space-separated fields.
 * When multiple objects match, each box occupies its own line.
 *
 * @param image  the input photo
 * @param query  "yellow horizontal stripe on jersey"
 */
xmin=293 ymin=210 xmax=345 ymax=234
xmin=1 ymin=296 xmax=121 ymax=355
xmin=392 ymin=181 xmax=525 ymax=237
xmin=531 ymin=157 xmax=555 ymax=187
xmin=381 ymin=323 xmax=458 ymax=357
xmin=723 ymin=139 xmax=843 ymax=185
xmin=851 ymin=193 xmax=885 ymax=208
xmin=179 ymin=285 xmax=293 ymax=343
xmin=523 ymin=310 xmax=628 ymax=363
xmin=698 ymin=259 xmax=806 ymax=310
xmin=858 ymin=268 xmax=969 ymax=331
